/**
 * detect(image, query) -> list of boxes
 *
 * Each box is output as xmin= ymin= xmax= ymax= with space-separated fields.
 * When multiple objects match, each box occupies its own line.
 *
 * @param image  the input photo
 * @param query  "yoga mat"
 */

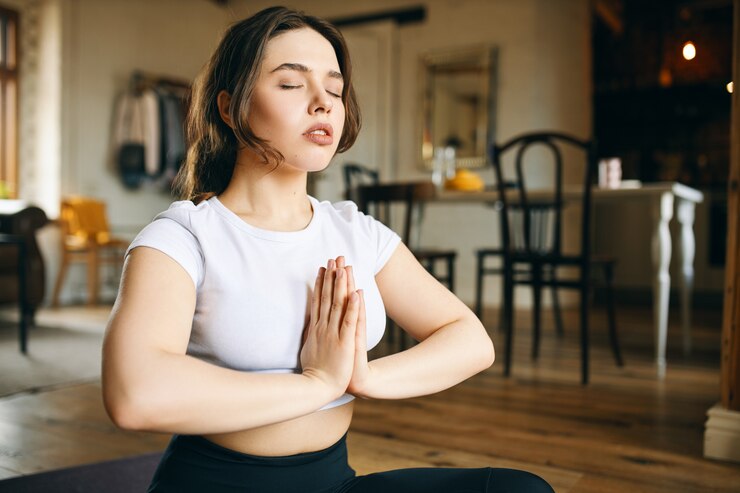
xmin=0 ymin=452 xmax=162 ymax=492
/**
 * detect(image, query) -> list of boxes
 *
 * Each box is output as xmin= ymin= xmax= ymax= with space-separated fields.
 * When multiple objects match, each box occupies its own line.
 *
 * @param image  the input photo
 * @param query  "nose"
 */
xmin=308 ymin=85 xmax=333 ymax=115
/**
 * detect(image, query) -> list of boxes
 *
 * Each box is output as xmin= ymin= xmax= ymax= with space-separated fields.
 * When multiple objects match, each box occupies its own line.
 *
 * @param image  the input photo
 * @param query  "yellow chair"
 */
xmin=52 ymin=196 xmax=128 ymax=306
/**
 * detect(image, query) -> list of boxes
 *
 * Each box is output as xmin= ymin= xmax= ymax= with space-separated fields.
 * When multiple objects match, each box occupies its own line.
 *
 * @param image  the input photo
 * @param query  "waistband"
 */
xmin=172 ymin=432 xmax=349 ymax=467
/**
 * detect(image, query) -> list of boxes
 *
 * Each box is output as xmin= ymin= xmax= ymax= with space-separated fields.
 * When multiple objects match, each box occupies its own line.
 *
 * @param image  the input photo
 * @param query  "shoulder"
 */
xmin=152 ymin=199 xmax=209 ymax=229
xmin=312 ymin=197 xmax=369 ymax=227
xmin=127 ymin=200 xmax=212 ymax=288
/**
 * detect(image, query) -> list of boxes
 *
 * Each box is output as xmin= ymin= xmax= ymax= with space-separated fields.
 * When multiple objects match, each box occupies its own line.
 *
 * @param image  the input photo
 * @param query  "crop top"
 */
xmin=125 ymin=195 xmax=401 ymax=411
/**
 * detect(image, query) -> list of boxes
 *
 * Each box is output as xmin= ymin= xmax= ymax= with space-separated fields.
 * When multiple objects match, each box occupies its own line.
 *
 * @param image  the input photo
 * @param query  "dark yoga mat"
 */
xmin=0 ymin=452 xmax=162 ymax=493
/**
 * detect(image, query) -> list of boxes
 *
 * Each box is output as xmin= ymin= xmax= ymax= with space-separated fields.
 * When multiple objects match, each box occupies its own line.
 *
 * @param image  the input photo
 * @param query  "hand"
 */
xmin=300 ymin=257 xmax=360 ymax=399
xmin=343 ymin=261 xmax=371 ymax=397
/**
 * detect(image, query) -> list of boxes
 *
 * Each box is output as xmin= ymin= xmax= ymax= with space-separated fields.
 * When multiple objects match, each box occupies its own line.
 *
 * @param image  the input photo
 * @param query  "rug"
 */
xmin=0 ymin=452 xmax=162 ymax=492
xmin=0 ymin=321 xmax=104 ymax=397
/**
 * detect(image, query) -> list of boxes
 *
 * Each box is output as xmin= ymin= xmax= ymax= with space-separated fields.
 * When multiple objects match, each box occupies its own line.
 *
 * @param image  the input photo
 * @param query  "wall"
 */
xmin=20 ymin=0 xmax=704 ymax=307
xmin=227 ymin=0 xmax=592 ymax=307
xmin=13 ymin=0 xmax=594 ymax=305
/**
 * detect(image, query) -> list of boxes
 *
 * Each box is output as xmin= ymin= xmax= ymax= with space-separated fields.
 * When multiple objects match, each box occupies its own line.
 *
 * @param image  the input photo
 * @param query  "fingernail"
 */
xmin=336 ymin=269 xmax=343 ymax=279
xmin=328 ymin=259 xmax=334 ymax=269
xmin=351 ymin=292 xmax=358 ymax=302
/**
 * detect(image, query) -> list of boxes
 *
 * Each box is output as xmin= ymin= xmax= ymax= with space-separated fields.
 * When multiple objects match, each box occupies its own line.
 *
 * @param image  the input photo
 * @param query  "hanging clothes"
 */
xmin=112 ymin=88 xmax=161 ymax=188
xmin=156 ymin=86 xmax=188 ymax=188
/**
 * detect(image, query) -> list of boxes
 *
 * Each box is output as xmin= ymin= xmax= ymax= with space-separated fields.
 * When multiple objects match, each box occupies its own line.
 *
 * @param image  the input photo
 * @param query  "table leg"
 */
xmin=676 ymin=198 xmax=696 ymax=356
xmin=651 ymin=192 xmax=674 ymax=379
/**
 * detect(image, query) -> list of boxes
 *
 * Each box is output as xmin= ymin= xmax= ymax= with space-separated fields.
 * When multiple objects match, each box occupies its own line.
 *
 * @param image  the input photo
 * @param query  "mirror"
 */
xmin=419 ymin=45 xmax=498 ymax=170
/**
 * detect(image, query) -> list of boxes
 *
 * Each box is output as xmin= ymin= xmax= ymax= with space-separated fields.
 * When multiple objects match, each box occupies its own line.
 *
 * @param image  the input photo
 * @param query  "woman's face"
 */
xmin=248 ymin=28 xmax=346 ymax=173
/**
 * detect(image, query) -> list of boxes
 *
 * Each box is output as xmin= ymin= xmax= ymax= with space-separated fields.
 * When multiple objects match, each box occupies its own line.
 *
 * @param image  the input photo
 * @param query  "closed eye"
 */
xmin=280 ymin=84 xmax=303 ymax=90
xmin=327 ymin=90 xmax=342 ymax=98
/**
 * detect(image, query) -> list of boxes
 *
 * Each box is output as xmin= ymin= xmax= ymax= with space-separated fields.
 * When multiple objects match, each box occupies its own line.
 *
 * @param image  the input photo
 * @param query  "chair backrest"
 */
xmin=60 ymin=196 xmax=113 ymax=244
xmin=355 ymin=181 xmax=435 ymax=246
xmin=490 ymin=132 xmax=596 ymax=262
xmin=342 ymin=163 xmax=379 ymax=202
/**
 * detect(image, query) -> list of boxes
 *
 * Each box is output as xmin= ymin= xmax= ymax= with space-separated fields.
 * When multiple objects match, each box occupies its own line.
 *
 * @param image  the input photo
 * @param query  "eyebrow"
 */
xmin=270 ymin=62 xmax=343 ymax=81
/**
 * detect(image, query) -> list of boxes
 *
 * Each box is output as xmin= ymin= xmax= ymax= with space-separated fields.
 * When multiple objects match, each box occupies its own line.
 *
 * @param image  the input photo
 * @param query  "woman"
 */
xmin=102 ymin=6 xmax=554 ymax=493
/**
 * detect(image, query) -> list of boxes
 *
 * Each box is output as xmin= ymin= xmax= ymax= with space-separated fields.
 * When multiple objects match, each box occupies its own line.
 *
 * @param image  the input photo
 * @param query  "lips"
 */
xmin=303 ymin=123 xmax=334 ymax=146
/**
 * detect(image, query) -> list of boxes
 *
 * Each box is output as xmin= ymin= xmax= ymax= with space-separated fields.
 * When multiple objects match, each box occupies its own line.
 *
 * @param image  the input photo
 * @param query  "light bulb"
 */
xmin=682 ymin=41 xmax=696 ymax=60
xmin=728 ymin=81 xmax=734 ymax=94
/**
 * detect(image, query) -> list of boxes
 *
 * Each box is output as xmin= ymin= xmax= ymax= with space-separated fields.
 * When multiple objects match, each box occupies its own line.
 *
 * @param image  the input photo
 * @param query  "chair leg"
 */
xmin=87 ymin=246 xmax=99 ymax=306
xmin=17 ymin=242 xmax=28 ymax=354
xmin=580 ymin=283 xmax=590 ymax=385
xmin=532 ymin=264 xmax=543 ymax=360
xmin=604 ymin=264 xmax=624 ymax=367
xmin=551 ymin=286 xmax=564 ymax=337
xmin=503 ymin=268 xmax=515 ymax=377
xmin=52 ymin=254 xmax=70 ymax=307
xmin=474 ymin=254 xmax=484 ymax=320
xmin=447 ymin=255 xmax=455 ymax=293
xmin=386 ymin=315 xmax=395 ymax=346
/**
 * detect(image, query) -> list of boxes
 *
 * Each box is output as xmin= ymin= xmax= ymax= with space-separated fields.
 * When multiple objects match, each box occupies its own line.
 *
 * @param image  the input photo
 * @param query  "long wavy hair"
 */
xmin=175 ymin=6 xmax=361 ymax=202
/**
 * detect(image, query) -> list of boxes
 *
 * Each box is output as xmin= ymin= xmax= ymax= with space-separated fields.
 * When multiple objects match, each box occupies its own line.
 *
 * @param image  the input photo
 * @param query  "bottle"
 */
xmin=432 ymin=147 xmax=445 ymax=188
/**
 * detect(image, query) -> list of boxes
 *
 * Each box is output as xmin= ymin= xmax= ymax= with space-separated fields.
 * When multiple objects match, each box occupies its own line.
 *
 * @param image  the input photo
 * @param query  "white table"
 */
xmin=437 ymin=182 xmax=704 ymax=378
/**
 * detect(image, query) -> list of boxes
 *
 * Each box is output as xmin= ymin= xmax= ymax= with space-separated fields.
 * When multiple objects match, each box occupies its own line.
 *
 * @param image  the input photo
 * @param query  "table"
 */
xmin=436 ymin=182 xmax=704 ymax=378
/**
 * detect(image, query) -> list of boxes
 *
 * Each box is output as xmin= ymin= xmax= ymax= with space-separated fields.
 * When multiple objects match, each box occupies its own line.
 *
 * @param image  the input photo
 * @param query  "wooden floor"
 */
xmin=0 ymin=303 xmax=738 ymax=492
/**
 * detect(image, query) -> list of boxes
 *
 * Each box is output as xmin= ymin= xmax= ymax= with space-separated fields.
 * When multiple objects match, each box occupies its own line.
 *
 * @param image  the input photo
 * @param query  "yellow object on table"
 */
xmin=444 ymin=169 xmax=485 ymax=192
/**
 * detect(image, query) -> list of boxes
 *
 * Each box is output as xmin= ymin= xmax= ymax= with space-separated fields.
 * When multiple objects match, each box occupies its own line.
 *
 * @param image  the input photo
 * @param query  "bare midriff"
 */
xmin=200 ymin=401 xmax=354 ymax=457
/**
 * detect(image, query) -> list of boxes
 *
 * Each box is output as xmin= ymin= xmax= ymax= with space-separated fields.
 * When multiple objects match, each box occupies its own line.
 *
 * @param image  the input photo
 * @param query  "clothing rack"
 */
xmin=129 ymin=70 xmax=190 ymax=95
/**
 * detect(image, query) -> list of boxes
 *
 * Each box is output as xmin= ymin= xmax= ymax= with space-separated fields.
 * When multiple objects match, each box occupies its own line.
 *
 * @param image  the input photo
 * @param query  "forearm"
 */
xmin=103 ymin=350 xmax=336 ymax=435
xmin=357 ymin=317 xmax=494 ymax=400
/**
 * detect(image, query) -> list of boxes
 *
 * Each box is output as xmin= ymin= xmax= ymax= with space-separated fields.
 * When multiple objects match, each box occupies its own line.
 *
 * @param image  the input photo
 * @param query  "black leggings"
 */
xmin=148 ymin=434 xmax=554 ymax=493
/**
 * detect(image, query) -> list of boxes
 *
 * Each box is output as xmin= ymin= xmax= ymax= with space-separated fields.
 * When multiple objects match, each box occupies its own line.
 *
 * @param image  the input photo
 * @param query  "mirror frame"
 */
xmin=418 ymin=45 xmax=498 ymax=170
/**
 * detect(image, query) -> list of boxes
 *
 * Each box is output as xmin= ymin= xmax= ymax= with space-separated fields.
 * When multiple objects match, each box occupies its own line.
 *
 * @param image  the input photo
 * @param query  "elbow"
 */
xmin=104 ymin=390 xmax=151 ymax=431
xmin=475 ymin=321 xmax=495 ymax=371
xmin=479 ymin=334 xmax=495 ymax=371
xmin=102 ymin=379 xmax=162 ymax=432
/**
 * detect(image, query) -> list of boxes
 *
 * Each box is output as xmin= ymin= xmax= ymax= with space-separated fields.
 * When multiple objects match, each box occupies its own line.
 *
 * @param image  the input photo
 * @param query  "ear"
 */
xmin=217 ymin=90 xmax=234 ymax=128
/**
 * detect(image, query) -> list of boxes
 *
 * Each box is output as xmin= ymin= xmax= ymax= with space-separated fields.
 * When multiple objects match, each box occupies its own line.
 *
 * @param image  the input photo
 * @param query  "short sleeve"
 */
xmin=372 ymin=216 xmax=401 ymax=274
xmin=126 ymin=217 xmax=204 ymax=289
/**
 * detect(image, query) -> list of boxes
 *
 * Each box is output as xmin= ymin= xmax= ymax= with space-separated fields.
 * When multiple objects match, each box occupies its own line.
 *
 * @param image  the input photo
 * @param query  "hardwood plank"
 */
xmin=0 ymin=304 xmax=736 ymax=492
xmin=346 ymin=431 xmax=582 ymax=492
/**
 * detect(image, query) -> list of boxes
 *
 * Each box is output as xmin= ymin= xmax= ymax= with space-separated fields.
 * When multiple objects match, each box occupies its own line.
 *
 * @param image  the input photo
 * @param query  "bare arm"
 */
xmin=102 ymin=248 xmax=357 ymax=434
xmin=350 ymin=242 xmax=494 ymax=400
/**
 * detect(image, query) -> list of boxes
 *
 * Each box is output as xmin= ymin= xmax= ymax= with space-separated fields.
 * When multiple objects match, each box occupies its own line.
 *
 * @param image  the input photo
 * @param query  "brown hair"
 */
xmin=175 ymin=6 xmax=361 ymax=201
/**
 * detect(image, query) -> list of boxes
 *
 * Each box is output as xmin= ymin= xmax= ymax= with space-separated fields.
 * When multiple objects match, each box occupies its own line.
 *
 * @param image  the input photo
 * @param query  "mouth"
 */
xmin=303 ymin=123 xmax=334 ymax=146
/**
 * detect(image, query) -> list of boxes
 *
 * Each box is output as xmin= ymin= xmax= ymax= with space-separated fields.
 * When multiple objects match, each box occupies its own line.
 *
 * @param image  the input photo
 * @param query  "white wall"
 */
xmin=227 ymin=0 xmax=592 ymax=307
xmin=17 ymin=0 xmax=715 ymax=307
xmin=13 ymin=0 xmax=594 ymax=305
xmin=52 ymin=0 xmax=230 ymax=302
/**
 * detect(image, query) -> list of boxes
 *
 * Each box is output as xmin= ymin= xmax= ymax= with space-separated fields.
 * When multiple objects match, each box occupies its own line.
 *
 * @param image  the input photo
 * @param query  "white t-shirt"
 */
xmin=126 ymin=195 xmax=401 ymax=410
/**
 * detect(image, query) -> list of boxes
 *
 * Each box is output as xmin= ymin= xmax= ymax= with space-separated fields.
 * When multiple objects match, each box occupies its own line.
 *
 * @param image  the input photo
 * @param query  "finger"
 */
xmin=328 ymin=265 xmax=348 ymax=333
xmin=309 ymin=267 xmax=325 ymax=327
xmin=356 ymin=289 xmax=367 ymax=351
xmin=319 ymin=259 xmax=335 ymax=325
xmin=336 ymin=256 xmax=345 ymax=270
xmin=340 ymin=291 xmax=360 ymax=342
xmin=346 ymin=266 xmax=355 ymax=295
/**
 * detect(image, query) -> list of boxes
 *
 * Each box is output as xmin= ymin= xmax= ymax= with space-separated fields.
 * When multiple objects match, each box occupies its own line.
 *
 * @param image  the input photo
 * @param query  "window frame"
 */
xmin=0 ymin=6 xmax=19 ymax=199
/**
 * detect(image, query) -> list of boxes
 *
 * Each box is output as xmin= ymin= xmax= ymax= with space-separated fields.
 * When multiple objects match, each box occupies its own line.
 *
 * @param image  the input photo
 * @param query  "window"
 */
xmin=0 ymin=6 xmax=18 ymax=199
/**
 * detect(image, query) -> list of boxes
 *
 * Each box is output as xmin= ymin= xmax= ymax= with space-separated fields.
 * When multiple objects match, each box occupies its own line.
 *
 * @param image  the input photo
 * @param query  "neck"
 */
xmin=218 ymin=151 xmax=312 ymax=225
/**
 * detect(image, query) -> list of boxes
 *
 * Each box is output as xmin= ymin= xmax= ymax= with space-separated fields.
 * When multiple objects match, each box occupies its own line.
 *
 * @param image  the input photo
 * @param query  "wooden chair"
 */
xmin=491 ymin=132 xmax=623 ymax=384
xmin=356 ymin=182 xmax=457 ymax=350
xmin=52 ymin=196 xmax=128 ymax=306
xmin=342 ymin=163 xmax=379 ymax=202
xmin=474 ymin=182 xmax=566 ymax=339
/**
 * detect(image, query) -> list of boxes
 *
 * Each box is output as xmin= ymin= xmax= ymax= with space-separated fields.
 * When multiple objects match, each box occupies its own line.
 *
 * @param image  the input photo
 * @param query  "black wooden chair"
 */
xmin=491 ymin=132 xmax=623 ymax=384
xmin=356 ymin=182 xmax=457 ymax=349
xmin=474 ymin=182 xmax=566 ymax=339
xmin=342 ymin=163 xmax=379 ymax=202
